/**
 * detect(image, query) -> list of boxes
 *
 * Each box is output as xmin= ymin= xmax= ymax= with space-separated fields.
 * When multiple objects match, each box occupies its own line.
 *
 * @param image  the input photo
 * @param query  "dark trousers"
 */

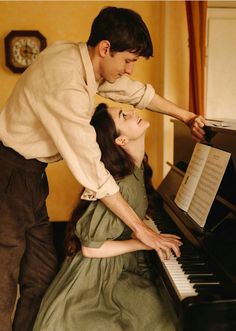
xmin=0 ymin=143 xmax=58 ymax=331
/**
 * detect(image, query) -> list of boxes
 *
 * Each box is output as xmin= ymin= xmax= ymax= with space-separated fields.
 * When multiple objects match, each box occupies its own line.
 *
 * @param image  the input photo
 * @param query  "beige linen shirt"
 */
xmin=0 ymin=42 xmax=155 ymax=200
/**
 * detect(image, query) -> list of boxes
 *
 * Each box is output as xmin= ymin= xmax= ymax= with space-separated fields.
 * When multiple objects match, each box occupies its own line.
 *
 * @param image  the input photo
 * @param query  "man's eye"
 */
xmin=122 ymin=112 xmax=127 ymax=119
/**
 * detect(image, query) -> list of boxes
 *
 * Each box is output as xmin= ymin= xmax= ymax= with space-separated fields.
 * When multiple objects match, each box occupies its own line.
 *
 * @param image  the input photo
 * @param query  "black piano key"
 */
xmin=177 ymin=256 xmax=204 ymax=261
xmin=183 ymin=260 xmax=213 ymax=266
xmin=182 ymin=266 xmax=210 ymax=271
xmin=188 ymin=275 xmax=219 ymax=282
xmin=178 ymin=255 xmax=205 ymax=260
xmin=190 ymin=279 xmax=220 ymax=284
xmin=193 ymin=284 xmax=224 ymax=291
xmin=181 ymin=264 xmax=211 ymax=270
xmin=184 ymin=270 xmax=213 ymax=276
xmin=183 ymin=271 xmax=213 ymax=277
xmin=182 ymin=267 xmax=212 ymax=273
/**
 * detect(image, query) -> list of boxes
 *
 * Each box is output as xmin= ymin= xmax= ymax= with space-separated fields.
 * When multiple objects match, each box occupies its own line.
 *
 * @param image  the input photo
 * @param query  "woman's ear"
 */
xmin=98 ymin=40 xmax=111 ymax=57
xmin=115 ymin=135 xmax=129 ymax=146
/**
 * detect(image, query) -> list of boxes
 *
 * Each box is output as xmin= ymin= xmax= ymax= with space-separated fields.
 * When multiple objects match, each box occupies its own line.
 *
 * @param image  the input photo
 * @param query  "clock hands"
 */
xmin=23 ymin=44 xmax=39 ymax=57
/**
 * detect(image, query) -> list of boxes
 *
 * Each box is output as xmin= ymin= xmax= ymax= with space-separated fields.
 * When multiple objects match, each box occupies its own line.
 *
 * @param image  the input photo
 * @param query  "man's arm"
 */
xmin=147 ymin=93 xmax=205 ymax=141
xmin=99 ymin=78 xmax=205 ymax=141
xmin=101 ymin=192 xmax=182 ymax=261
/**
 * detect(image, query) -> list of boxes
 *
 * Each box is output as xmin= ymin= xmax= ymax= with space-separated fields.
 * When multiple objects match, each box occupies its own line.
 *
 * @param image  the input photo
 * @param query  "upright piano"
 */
xmin=151 ymin=120 xmax=236 ymax=331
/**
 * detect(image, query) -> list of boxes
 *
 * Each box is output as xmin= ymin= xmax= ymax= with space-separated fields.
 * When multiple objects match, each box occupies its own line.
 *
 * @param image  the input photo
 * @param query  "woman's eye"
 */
xmin=122 ymin=112 xmax=127 ymax=119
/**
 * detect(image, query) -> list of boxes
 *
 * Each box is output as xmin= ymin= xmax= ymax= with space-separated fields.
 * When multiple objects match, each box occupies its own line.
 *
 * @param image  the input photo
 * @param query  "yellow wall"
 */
xmin=0 ymin=1 xmax=188 ymax=221
xmin=163 ymin=1 xmax=189 ymax=176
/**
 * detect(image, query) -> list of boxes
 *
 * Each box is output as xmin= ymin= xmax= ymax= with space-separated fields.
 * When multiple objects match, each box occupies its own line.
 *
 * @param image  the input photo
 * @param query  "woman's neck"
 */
xmin=123 ymin=138 xmax=145 ymax=168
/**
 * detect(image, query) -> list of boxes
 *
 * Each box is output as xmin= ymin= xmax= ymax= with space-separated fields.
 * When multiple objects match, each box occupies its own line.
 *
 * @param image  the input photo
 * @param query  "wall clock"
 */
xmin=4 ymin=30 xmax=47 ymax=73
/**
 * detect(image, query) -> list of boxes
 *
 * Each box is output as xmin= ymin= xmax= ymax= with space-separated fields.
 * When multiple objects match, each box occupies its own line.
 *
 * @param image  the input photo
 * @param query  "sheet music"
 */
xmin=188 ymin=147 xmax=231 ymax=226
xmin=174 ymin=143 xmax=230 ymax=227
xmin=174 ymin=144 xmax=209 ymax=211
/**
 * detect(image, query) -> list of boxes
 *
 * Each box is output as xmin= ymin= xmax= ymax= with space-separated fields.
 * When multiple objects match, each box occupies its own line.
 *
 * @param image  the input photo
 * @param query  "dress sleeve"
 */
xmin=75 ymin=179 xmax=132 ymax=248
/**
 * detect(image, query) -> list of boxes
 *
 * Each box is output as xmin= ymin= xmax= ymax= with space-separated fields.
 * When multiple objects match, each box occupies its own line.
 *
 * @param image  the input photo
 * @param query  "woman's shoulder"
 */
xmin=117 ymin=167 xmax=144 ymax=196
xmin=117 ymin=166 xmax=144 ymax=183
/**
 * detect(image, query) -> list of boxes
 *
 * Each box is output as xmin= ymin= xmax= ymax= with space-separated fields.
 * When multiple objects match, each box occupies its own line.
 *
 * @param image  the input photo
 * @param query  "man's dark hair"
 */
xmin=87 ymin=6 xmax=153 ymax=58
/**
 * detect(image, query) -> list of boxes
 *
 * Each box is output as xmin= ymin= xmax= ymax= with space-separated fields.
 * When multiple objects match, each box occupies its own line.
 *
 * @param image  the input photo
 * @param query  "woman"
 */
xmin=33 ymin=103 xmax=181 ymax=331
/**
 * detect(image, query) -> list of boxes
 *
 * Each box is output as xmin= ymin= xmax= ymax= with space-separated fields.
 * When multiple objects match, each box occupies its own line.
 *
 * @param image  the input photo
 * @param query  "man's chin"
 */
xmin=107 ymin=76 xmax=122 ymax=84
xmin=107 ymin=78 xmax=117 ymax=84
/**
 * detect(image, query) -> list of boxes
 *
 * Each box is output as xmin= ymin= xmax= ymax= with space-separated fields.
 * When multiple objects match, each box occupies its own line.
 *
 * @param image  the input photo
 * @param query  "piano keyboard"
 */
xmin=144 ymin=216 xmax=197 ymax=300
xmin=144 ymin=215 xmax=222 ymax=301
xmin=161 ymin=252 xmax=197 ymax=300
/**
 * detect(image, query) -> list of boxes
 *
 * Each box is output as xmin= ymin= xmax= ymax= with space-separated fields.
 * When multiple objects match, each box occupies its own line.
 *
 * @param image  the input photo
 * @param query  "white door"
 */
xmin=205 ymin=8 xmax=236 ymax=120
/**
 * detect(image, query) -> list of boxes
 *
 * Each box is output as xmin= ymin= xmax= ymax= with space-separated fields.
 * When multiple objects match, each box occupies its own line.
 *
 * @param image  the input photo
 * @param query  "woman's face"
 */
xmin=107 ymin=107 xmax=150 ymax=141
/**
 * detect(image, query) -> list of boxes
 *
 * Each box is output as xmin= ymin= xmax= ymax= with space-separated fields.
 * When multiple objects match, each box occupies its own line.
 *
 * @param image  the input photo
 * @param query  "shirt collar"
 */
xmin=78 ymin=42 xmax=98 ymax=93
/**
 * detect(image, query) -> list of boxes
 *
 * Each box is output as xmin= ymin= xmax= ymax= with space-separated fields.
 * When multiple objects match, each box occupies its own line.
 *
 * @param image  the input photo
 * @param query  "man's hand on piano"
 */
xmin=134 ymin=223 xmax=182 ymax=262
xmin=185 ymin=114 xmax=206 ymax=142
xmin=154 ymin=233 xmax=183 ymax=261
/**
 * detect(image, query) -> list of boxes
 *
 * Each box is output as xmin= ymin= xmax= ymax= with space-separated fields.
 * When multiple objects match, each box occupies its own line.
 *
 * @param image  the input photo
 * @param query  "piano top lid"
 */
xmin=205 ymin=118 xmax=236 ymax=136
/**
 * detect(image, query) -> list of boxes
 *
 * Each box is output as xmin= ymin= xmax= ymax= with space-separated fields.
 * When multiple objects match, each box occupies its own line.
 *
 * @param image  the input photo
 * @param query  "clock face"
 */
xmin=5 ymin=30 xmax=47 ymax=73
xmin=11 ymin=36 xmax=41 ymax=67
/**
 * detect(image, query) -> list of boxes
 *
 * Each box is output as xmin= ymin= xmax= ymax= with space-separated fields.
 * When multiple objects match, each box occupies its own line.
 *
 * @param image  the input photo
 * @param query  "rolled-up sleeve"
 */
xmin=98 ymin=76 xmax=155 ymax=109
xmin=81 ymin=175 xmax=119 ymax=201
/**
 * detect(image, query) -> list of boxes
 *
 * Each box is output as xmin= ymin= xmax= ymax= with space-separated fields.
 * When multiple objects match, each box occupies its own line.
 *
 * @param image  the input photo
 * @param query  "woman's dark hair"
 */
xmin=87 ymin=6 xmax=153 ymax=59
xmin=65 ymin=103 xmax=155 ymax=256
xmin=91 ymin=103 xmax=135 ymax=179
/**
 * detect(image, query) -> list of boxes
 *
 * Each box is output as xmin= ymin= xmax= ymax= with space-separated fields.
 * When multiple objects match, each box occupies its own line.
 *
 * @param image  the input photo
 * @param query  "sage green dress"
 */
xmin=33 ymin=167 xmax=175 ymax=331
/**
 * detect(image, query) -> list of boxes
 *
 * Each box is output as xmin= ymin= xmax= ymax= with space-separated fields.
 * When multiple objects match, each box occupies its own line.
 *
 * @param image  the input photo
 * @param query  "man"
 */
xmin=0 ymin=6 xmax=205 ymax=331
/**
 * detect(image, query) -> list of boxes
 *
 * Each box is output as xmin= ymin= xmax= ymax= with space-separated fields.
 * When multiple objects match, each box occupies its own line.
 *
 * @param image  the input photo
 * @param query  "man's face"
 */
xmin=100 ymin=51 xmax=139 ymax=83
